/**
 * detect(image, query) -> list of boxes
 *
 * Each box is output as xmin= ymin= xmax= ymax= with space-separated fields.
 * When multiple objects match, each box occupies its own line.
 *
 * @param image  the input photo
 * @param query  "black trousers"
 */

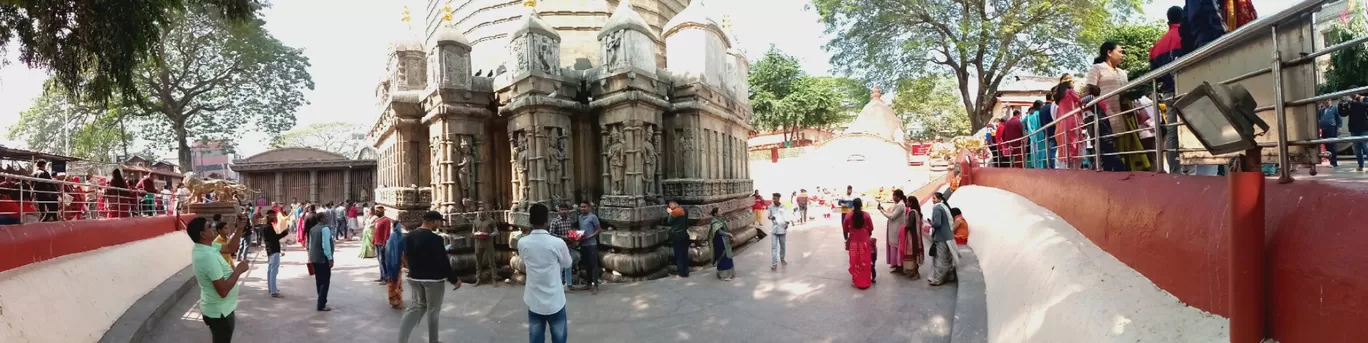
xmin=580 ymin=244 xmax=600 ymax=286
xmin=313 ymin=262 xmax=331 ymax=310
xmin=672 ymin=233 xmax=690 ymax=277
xmin=202 ymin=311 xmax=235 ymax=343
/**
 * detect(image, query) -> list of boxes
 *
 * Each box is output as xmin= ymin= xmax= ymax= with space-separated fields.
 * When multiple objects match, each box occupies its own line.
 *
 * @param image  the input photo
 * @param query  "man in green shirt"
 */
xmin=188 ymin=217 xmax=249 ymax=343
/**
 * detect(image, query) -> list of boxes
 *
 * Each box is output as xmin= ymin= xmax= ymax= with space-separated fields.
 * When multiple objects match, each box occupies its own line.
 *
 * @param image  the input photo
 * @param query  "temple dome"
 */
xmin=663 ymin=0 xmax=730 ymax=47
xmin=843 ymin=86 xmax=905 ymax=142
xmin=512 ymin=6 xmax=561 ymax=40
xmin=430 ymin=22 xmax=470 ymax=48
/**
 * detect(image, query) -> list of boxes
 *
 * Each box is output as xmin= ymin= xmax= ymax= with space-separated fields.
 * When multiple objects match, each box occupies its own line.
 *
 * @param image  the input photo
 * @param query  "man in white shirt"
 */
xmin=767 ymin=193 xmax=790 ymax=271
xmin=518 ymin=203 xmax=573 ymax=343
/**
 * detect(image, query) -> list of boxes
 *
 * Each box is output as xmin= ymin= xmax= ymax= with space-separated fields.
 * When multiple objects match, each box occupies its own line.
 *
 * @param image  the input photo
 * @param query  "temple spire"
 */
xmin=871 ymin=85 xmax=882 ymax=101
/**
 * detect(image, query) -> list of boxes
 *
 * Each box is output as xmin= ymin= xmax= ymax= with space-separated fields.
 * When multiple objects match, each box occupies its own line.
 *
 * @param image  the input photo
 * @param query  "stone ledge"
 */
xmin=661 ymin=179 xmax=753 ymax=203
xmin=950 ymin=245 xmax=987 ymax=343
xmin=98 ymin=265 xmax=196 ymax=343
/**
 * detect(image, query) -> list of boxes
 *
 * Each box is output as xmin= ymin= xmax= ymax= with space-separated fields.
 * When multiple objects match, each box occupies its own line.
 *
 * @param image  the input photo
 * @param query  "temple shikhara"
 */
xmin=366 ymin=0 xmax=758 ymax=281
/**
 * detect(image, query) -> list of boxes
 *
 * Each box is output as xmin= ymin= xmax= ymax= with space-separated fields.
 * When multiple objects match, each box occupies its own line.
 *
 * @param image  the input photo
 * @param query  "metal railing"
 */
xmin=0 ymin=172 xmax=180 ymax=225
xmin=984 ymin=0 xmax=1360 ymax=181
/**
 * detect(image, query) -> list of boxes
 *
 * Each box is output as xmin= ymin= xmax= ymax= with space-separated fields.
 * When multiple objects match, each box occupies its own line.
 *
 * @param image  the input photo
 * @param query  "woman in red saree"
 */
xmin=902 ymin=196 xmax=926 ymax=279
xmin=843 ymin=198 xmax=874 ymax=289
xmin=63 ymin=176 xmax=86 ymax=221
xmin=1053 ymin=75 xmax=1084 ymax=169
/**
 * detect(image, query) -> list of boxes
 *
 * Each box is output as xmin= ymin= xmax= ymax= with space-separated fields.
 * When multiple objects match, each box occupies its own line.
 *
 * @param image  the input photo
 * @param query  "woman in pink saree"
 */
xmin=843 ymin=198 xmax=875 ymax=289
xmin=1054 ymin=75 xmax=1084 ymax=169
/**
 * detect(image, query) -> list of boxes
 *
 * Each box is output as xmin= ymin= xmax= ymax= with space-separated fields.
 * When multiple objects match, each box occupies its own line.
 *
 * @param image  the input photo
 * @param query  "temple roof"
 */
xmin=234 ymin=147 xmax=376 ymax=171
xmin=842 ymin=86 xmax=905 ymax=143
xmin=663 ymin=0 xmax=730 ymax=47
xmin=599 ymin=0 xmax=656 ymax=40
xmin=430 ymin=22 xmax=470 ymax=48
xmin=512 ymin=6 xmax=561 ymax=41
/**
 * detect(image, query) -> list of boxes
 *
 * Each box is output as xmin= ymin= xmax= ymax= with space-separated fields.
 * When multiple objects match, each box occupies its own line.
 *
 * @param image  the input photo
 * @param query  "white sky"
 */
xmin=0 ymin=0 xmax=1304 ymax=156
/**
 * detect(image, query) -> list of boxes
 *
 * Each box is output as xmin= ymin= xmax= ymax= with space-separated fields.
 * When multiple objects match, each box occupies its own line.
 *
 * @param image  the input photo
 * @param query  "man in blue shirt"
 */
xmin=576 ymin=201 xmax=602 ymax=294
xmin=1320 ymin=100 xmax=1342 ymax=168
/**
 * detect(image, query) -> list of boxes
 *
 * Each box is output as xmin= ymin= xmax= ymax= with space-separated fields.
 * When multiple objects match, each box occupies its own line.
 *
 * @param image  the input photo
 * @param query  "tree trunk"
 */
xmin=175 ymin=126 xmax=192 ymax=175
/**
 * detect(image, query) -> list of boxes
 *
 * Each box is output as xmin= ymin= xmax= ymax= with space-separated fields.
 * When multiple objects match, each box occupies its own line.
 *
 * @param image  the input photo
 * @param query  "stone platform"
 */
xmin=143 ymin=214 xmax=958 ymax=343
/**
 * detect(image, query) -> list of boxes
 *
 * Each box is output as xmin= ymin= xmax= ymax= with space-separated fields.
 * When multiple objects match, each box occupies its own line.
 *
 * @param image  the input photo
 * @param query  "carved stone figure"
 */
xmin=642 ymin=127 xmax=658 ymax=194
xmin=607 ymin=128 xmax=626 ymax=195
xmin=455 ymin=138 xmax=472 ymax=196
xmin=443 ymin=49 xmax=461 ymax=87
xmin=513 ymin=134 xmax=529 ymax=194
xmin=547 ymin=131 xmax=566 ymax=198
xmin=430 ymin=139 xmax=442 ymax=188
xmin=538 ymin=37 xmax=555 ymax=73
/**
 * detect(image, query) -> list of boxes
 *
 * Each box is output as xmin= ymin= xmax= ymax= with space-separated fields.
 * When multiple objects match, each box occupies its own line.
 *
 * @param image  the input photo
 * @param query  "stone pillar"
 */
xmin=343 ymin=169 xmax=352 ymax=201
xmin=309 ymin=169 xmax=318 ymax=202
xmin=274 ymin=171 xmax=283 ymax=201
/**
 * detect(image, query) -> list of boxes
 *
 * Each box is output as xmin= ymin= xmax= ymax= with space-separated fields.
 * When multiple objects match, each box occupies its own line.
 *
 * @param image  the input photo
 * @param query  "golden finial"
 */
xmin=442 ymin=1 xmax=453 ymax=22
xmin=401 ymin=6 xmax=411 ymax=23
xmin=523 ymin=0 xmax=537 ymax=7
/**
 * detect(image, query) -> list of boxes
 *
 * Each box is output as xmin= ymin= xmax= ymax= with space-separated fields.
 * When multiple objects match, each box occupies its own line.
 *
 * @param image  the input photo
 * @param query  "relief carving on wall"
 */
xmin=512 ymin=133 xmax=530 ymax=208
xmin=443 ymin=48 xmax=464 ymax=87
xmin=676 ymin=128 xmax=693 ymax=177
xmin=429 ymin=139 xmax=442 ymax=189
xmin=602 ymin=30 xmax=623 ymax=67
xmin=606 ymin=127 xmax=626 ymax=195
xmin=547 ymin=128 xmax=567 ymax=199
xmin=511 ymin=37 xmax=527 ymax=74
xmin=536 ymin=36 xmax=558 ymax=75
xmin=406 ymin=55 xmax=425 ymax=88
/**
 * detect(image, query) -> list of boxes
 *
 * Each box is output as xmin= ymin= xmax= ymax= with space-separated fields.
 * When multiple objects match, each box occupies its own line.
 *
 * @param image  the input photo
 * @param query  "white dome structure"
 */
xmin=843 ymin=86 xmax=905 ymax=143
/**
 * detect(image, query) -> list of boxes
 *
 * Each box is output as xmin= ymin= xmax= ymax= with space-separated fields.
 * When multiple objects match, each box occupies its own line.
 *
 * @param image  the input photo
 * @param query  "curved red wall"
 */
xmin=0 ymin=215 xmax=195 ymax=273
xmin=972 ymin=168 xmax=1368 ymax=343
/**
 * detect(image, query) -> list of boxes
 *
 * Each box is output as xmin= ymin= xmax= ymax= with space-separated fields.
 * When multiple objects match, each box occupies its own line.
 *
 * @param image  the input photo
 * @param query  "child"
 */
xmin=870 ymin=237 xmax=878 ymax=284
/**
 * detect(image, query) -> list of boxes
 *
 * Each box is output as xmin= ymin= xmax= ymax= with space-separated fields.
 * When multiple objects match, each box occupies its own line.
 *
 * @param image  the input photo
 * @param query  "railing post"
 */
xmin=1152 ymin=79 xmax=1165 ymax=173
xmin=1271 ymin=25 xmax=1294 ymax=184
xmin=1230 ymin=148 xmax=1267 ymax=343
xmin=1093 ymin=107 xmax=1102 ymax=170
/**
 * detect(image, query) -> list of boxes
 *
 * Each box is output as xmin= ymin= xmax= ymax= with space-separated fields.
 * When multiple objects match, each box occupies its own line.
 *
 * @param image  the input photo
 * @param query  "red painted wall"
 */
xmin=971 ymin=168 xmax=1368 ymax=342
xmin=0 ymin=214 xmax=196 ymax=273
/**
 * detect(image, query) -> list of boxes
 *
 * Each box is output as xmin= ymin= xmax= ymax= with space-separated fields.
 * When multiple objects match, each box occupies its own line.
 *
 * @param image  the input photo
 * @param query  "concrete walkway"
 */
xmin=146 ymin=214 xmax=956 ymax=343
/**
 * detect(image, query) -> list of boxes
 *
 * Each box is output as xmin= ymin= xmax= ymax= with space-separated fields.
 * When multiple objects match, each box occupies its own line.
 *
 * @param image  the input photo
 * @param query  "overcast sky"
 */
xmin=0 ymin=0 xmax=1302 ymax=157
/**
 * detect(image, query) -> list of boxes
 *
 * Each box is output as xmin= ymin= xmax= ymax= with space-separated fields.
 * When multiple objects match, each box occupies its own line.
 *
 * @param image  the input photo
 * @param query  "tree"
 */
xmin=7 ymin=81 xmax=132 ymax=162
xmin=271 ymin=122 xmax=368 ymax=157
xmin=893 ymin=76 xmax=971 ymax=140
xmin=812 ymin=0 xmax=1139 ymax=129
xmin=1099 ymin=21 xmax=1165 ymax=97
xmin=119 ymin=5 xmax=312 ymax=172
xmin=748 ymin=47 xmax=851 ymax=143
xmin=1321 ymin=18 xmax=1368 ymax=94
xmin=0 ymin=0 xmax=260 ymax=103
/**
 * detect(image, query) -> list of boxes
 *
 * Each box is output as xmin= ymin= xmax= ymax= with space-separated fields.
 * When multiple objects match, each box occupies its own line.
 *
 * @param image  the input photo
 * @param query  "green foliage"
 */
xmin=893 ymin=76 xmax=970 ymax=140
xmin=1098 ymin=21 xmax=1165 ymax=98
xmin=271 ymin=122 xmax=368 ymax=157
xmin=1321 ymin=18 xmax=1368 ymax=94
xmin=0 ymin=0 xmax=261 ymax=103
xmin=811 ymin=0 xmax=1140 ymax=129
xmin=6 ymin=81 xmax=131 ymax=162
xmin=748 ymin=47 xmax=859 ymax=142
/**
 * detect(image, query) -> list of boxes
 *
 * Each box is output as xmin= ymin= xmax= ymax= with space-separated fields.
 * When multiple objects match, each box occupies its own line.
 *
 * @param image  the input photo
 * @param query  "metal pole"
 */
xmin=1152 ymin=79 xmax=1164 ymax=173
xmin=1229 ymin=148 xmax=1267 ymax=343
xmin=1271 ymin=25 xmax=1294 ymax=183
xmin=1093 ymin=105 xmax=1102 ymax=170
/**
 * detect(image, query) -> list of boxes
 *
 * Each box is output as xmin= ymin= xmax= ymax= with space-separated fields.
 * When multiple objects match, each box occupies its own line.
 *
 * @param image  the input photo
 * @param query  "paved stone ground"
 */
xmin=146 ymin=213 xmax=957 ymax=343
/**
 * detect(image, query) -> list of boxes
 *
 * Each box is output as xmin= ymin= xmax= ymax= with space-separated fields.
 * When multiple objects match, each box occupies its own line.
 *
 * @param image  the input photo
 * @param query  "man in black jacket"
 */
xmin=398 ymin=211 xmax=458 ymax=343
xmin=259 ymin=210 xmax=287 ymax=298
xmin=1340 ymin=95 xmax=1368 ymax=171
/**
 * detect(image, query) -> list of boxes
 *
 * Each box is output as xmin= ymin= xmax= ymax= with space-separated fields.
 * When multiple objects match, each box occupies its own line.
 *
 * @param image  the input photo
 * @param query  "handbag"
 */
xmin=307 ymin=263 xmax=315 ymax=276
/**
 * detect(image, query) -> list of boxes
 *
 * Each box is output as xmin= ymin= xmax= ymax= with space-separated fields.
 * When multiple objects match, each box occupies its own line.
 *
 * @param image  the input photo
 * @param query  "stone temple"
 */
xmin=366 ymin=0 xmax=758 ymax=282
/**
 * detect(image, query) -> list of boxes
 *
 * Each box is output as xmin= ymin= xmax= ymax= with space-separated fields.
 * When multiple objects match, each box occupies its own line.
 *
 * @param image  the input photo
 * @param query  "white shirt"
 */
xmin=767 ymin=204 xmax=790 ymax=235
xmin=517 ymin=229 xmax=573 ymax=315
xmin=1135 ymin=96 xmax=1157 ymax=139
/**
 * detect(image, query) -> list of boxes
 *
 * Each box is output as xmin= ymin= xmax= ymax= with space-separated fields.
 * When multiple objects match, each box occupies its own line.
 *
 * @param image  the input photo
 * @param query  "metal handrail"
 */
xmin=984 ymin=0 xmax=1368 ymax=177
xmin=0 ymin=172 xmax=179 ymax=224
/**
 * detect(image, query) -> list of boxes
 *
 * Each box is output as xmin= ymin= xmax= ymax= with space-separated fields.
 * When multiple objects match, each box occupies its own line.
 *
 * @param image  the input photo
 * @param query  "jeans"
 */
xmin=267 ymin=253 xmax=281 ymax=294
xmin=1165 ymin=106 xmax=1182 ymax=173
xmin=579 ymin=244 xmax=599 ymax=287
xmin=375 ymin=245 xmax=386 ymax=277
xmin=202 ymin=311 xmax=235 ymax=343
xmin=312 ymin=262 xmax=331 ymax=310
xmin=562 ymin=267 xmax=573 ymax=286
xmin=672 ymin=232 xmax=690 ymax=277
xmin=237 ymin=237 xmax=250 ymax=261
xmin=528 ymin=306 xmax=568 ymax=343
xmin=1353 ymin=130 xmax=1368 ymax=168
xmin=398 ymin=279 xmax=446 ymax=343
xmin=1047 ymin=141 xmax=1058 ymax=169
xmin=1322 ymin=128 xmax=1339 ymax=167
xmin=771 ymin=233 xmax=787 ymax=265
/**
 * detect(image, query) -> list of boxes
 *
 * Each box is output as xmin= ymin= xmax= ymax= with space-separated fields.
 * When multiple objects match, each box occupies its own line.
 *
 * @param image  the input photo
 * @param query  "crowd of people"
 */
xmin=980 ymin=2 xmax=1263 ymax=175
xmin=0 ymin=161 xmax=194 ymax=225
